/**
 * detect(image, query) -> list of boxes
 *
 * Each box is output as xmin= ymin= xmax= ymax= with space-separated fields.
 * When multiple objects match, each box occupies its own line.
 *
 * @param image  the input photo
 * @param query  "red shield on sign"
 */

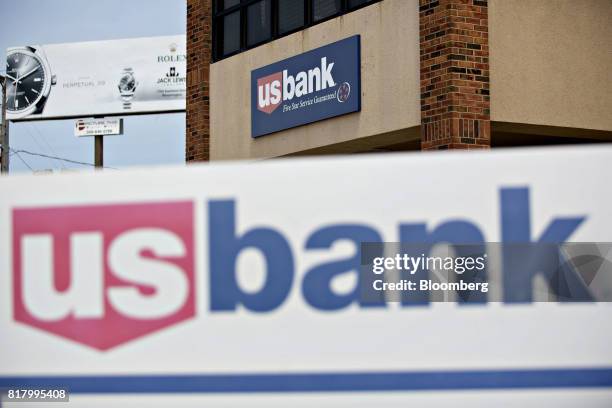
xmin=12 ymin=201 xmax=195 ymax=351
xmin=257 ymin=72 xmax=283 ymax=114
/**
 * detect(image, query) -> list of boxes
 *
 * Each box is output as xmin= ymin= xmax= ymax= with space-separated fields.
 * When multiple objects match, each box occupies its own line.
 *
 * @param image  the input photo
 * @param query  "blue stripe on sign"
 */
xmin=1 ymin=368 xmax=611 ymax=394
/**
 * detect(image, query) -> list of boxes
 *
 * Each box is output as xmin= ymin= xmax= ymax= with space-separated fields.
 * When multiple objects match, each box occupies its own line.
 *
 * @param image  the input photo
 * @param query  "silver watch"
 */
xmin=118 ymin=67 xmax=138 ymax=109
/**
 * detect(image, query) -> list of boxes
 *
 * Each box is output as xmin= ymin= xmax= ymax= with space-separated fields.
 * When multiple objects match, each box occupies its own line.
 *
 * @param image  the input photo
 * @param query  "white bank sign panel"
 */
xmin=5 ymin=35 xmax=186 ymax=121
xmin=0 ymin=147 xmax=611 ymax=406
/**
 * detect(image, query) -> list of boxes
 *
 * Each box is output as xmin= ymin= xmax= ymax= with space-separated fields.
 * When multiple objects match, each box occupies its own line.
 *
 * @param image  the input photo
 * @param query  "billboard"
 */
xmin=5 ymin=35 xmax=186 ymax=121
xmin=251 ymin=36 xmax=361 ymax=138
xmin=0 ymin=146 xmax=611 ymax=406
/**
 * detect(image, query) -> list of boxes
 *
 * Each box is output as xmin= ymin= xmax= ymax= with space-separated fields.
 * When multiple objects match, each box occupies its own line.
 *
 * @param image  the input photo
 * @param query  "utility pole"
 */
xmin=0 ymin=75 xmax=9 ymax=174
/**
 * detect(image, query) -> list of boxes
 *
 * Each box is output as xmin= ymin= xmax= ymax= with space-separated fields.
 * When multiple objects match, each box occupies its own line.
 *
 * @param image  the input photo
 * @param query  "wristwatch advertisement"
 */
xmin=5 ymin=35 xmax=186 ymax=122
xmin=118 ymin=68 xmax=138 ymax=110
xmin=5 ymin=46 xmax=57 ymax=119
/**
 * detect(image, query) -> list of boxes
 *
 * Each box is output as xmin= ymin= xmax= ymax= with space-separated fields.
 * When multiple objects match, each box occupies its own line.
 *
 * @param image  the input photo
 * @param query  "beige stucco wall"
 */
xmin=489 ymin=0 xmax=612 ymax=132
xmin=210 ymin=0 xmax=420 ymax=160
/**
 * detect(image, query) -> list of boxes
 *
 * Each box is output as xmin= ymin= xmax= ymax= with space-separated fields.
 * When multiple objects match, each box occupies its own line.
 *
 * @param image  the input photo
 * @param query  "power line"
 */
xmin=21 ymin=123 xmax=57 ymax=169
xmin=11 ymin=150 xmax=34 ymax=171
xmin=1 ymin=99 xmax=59 ymax=169
xmin=28 ymin=123 xmax=67 ymax=170
xmin=9 ymin=147 xmax=118 ymax=170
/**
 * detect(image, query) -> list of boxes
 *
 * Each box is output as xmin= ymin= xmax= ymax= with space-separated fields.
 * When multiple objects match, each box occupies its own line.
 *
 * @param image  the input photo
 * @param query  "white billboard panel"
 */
xmin=0 ymin=146 xmax=611 ymax=406
xmin=5 ymin=35 xmax=186 ymax=121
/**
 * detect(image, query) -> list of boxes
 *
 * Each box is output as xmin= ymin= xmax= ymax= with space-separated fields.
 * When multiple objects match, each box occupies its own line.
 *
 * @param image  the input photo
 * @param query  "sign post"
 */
xmin=95 ymin=135 xmax=103 ymax=168
xmin=74 ymin=117 xmax=123 ymax=168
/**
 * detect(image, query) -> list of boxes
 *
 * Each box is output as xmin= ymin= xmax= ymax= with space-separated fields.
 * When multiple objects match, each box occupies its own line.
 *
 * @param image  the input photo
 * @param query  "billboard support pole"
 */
xmin=95 ymin=134 xmax=103 ymax=168
xmin=0 ymin=76 xmax=9 ymax=174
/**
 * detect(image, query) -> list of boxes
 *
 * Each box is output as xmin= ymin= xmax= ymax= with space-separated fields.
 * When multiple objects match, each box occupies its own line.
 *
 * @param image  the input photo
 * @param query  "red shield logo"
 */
xmin=13 ymin=201 xmax=195 ymax=351
xmin=257 ymin=72 xmax=283 ymax=114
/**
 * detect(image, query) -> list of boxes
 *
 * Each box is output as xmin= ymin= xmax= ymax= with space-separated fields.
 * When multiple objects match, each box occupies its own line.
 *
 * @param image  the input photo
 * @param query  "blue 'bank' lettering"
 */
xmin=208 ymin=187 xmax=587 ymax=312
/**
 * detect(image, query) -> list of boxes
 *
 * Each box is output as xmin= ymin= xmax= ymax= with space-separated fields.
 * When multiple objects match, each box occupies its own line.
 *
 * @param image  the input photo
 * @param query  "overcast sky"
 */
xmin=0 ymin=0 xmax=186 ymax=173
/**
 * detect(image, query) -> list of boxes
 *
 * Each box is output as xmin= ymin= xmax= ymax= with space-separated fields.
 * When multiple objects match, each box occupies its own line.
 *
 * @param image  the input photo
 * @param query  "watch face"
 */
xmin=5 ymin=51 xmax=46 ymax=112
xmin=118 ymin=73 xmax=136 ymax=93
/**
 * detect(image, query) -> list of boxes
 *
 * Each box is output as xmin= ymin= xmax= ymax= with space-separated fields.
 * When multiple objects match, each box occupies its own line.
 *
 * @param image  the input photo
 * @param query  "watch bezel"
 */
xmin=5 ymin=46 xmax=53 ymax=119
xmin=118 ymin=72 xmax=137 ymax=94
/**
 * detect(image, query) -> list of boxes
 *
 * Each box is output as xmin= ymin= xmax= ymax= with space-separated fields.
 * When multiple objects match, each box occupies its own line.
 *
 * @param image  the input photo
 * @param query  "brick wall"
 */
xmin=419 ymin=0 xmax=490 ymax=150
xmin=186 ymin=0 xmax=211 ymax=162
xmin=187 ymin=0 xmax=490 ymax=157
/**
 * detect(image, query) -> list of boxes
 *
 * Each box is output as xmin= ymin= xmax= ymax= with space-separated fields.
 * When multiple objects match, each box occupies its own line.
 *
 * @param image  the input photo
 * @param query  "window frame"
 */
xmin=212 ymin=0 xmax=382 ymax=62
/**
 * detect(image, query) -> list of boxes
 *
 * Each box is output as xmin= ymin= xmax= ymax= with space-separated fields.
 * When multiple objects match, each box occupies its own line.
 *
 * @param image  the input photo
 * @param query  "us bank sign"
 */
xmin=251 ymin=36 xmax=361 ymax=138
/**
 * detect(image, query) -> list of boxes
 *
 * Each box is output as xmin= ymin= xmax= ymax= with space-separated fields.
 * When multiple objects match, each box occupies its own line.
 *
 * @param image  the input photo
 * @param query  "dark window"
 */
xmin=219 ymin=0 xmax=240 ymax=10
xmin=279 ymin=0 xmax=305 ymax=35
xmin=213 ymin=0 xmax=382 ymax=61
xmin=247 ymin=0 xmax=272 ymax=46
xmin=313 ymin=0 xmax=341 ymax=22
xmin=348 ymin=0 xmax=377 ymax=8
xmin=222 ymin=11 xmax=241 ymax=55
